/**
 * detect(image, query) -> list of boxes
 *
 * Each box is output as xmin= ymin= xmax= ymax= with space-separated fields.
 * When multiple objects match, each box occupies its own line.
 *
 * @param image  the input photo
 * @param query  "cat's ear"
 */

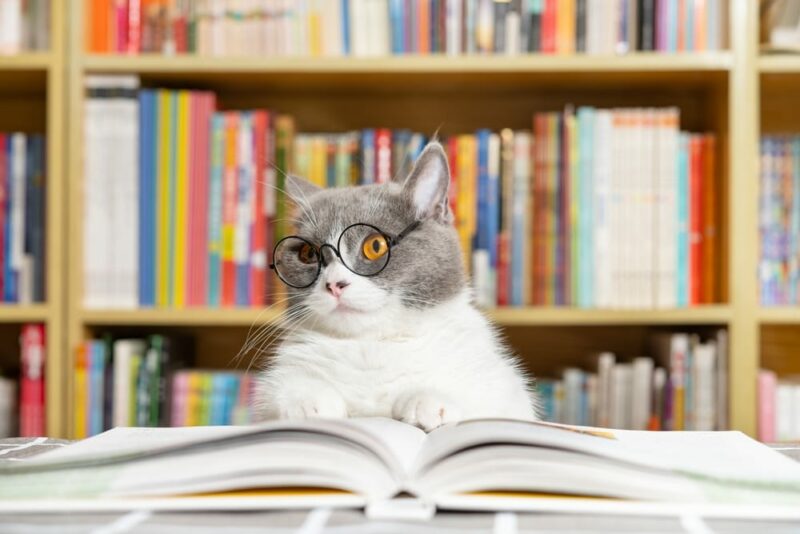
xmin=403 ymin=143 xmax=451 ymax=223
xmin=286 ymin=174 xmax=322 ymax=201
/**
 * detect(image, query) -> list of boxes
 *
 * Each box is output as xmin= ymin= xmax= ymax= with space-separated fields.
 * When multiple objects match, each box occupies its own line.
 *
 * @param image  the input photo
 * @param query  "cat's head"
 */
xmin=275 ymin=142 xmax=466 ymax=337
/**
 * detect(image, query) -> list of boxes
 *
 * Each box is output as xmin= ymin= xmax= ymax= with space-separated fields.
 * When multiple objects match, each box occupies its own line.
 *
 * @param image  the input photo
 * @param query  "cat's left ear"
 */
xmin=403 ymin=143 xmax=451 ymax=223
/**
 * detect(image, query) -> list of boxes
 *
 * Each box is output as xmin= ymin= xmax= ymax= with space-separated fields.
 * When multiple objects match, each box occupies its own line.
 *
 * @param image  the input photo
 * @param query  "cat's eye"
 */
xmin=362 ymin=234 xmax=389 ymax=261
xmin=297 ymin=243 xmax=317 ymax=264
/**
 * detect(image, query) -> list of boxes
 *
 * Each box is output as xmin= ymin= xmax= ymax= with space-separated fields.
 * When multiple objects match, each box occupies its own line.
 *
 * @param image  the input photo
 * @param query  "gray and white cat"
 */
xmin=256 ymin=142 xmax=536 ymax=430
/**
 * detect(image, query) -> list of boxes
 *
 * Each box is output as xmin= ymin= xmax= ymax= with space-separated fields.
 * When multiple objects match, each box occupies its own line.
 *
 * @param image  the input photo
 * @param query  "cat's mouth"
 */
xmin=333 ymin=302 xmax=364 ymax=314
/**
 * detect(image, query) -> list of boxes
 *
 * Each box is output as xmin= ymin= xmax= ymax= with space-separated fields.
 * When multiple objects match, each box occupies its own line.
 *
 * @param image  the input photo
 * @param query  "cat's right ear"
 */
xmin=286 ymin=174 xmax=322 ymax=201
xmin=402 ymin=143 xmax=452 ymax=224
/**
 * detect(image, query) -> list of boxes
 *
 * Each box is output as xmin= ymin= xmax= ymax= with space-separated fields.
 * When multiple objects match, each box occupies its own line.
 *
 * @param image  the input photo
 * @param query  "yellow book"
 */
xmin=185 ymin=372 xmax=203 ymax=426
xmin=545 ymin=114 xmax=557 ymax=305
xmin=156 ymin=91 xmax=172 ymax=308
xmin=221 ymin=114 xmax=237 ymax=305
xmin=174 ymin=91 xmax=190 ymax=308
xmin=128 ymin=354 xmax=141 ymax=427
xmin=309 ymin=8 xmax=322 ymax=56
xmin=673 ymin=387 xmax=685 ymax=430
xmin=456 ymin=136 xmax=473 ymax=274
xmin=73 ymin=344 xmax=87 ymax=439
xmin=311 ymin=136 xmax=327 ymax=187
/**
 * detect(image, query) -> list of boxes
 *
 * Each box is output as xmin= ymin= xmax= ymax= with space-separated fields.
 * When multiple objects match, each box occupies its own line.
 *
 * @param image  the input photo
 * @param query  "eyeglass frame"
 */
xmin=269 ymin=220 xmax=422 ymax=289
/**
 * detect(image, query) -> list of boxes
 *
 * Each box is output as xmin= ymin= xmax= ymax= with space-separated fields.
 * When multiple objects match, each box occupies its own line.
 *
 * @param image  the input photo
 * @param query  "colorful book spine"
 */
xmin=19 ymin=324 xmax=45 ymax=437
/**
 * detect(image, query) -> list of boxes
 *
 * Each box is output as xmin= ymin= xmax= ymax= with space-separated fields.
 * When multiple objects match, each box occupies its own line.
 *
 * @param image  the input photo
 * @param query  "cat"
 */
xmin=255 ymin=142 xmax=537 ymax=430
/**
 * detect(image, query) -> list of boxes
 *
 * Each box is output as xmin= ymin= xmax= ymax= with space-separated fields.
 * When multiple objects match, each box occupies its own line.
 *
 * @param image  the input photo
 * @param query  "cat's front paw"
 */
xmin=392 ymin=391 xmax=461 ymax=431
xmin=270 ymin=388 xmax=348 ymax=420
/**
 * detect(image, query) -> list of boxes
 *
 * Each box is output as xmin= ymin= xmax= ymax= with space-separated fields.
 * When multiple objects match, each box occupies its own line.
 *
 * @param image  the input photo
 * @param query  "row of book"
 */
xmin=0 ymin=0 xmax=49 ymax=54
xmin=760 ymin=135 xmax=800 ymax=306
xmin=73 ymin=334 xmax=256 ymax=438
xmin=0 ymin=324 xmax=46 ymax=438
xmin=537 ymin=330 xmax=728 ymax=431
xmin=84 ymin=76 xmax=720 ymax=309
xmin=302 ymin=115 xmax=719 ymax=308
xmin=86 ymin=0 xmax=726 ymax=56
xmin=758 ymin=370 xmax=800 ymax=443
xmin=0 ymin=133 xmax=46 ymax=304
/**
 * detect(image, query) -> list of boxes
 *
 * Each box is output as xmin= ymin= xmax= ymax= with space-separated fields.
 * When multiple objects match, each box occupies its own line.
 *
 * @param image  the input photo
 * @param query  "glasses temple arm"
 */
xmin=390 ymin=220 xmax=421 ymax=246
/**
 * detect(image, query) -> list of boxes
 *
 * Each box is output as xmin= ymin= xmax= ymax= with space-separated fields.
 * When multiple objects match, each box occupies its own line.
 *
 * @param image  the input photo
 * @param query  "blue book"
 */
xmin=537 ymin=380 xmax=556 ymax=422
xmin=389 ymin=0 xmax=404 ymax=54
xmin=4 ymin=135 xmax=16 ymax=303
xmin=667 ymin=0 xmax=678 ymax=51
xmin=30 ymin=135 xmax=45 ymax=302
xmin=577 ymin=108 xmax=595 ymax=308
xmin=487 ymin=133 xmax=499 ymax=304
xmin=208 ymin=114 xmax=225 ymax=306
xmin=677 ymin=133 xmax=690 ymax=307
xmin=90 ymin=341 xmax=105 ymax=436
xmin=475 ymin=129 xmax=490 ymax=296
xmin=210 ymin=374 xmax=227 ymax=426
xmin=341 ymin=0 xmax=350 ymax=55
xmin=138 ymin=91 xmax=156 ymax=307
xmin=360 ymin=129 xmax=375 ymax=185
xmin=235 ymin=114 xmax=252 ymax=307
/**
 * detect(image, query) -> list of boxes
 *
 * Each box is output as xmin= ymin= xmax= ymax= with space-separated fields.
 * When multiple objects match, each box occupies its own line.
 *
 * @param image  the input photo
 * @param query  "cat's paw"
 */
xmin=392 ymin=391 xmax=461 ymax=431
xmin=272 ymin=388 xmax=348 ymax=420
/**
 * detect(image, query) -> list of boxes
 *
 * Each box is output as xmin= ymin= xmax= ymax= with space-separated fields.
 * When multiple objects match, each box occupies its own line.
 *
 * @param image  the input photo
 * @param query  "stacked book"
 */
xmin=760 ymin=135 xmax=800 ymax=306
xmin=0 ymin=132 xmax=46 ymax=304
xmin=85 ymin=0 xmax=726 ymax=56
xmin=84 ymin=76 xmax=720 ymax=310
xmin=537 ymin=329 xmax=728 ymax=431
xmin=0 ymin=0 xmax=49 ymax=54
xmin=758 ymin=370 xmax=800 ymax=443
xmin=0 ymin=324 xmax=46 ymax=438
xmin=73 ymin=334 xmax=256 ymax=438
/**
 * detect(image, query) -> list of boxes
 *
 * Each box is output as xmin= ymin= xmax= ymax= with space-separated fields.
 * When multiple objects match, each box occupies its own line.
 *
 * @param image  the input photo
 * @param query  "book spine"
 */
xmin=173 ymin=91 xmax=189 ymax=308
xmin=677 ymin=133 xmax=690 ymax=307
xmin=701 ymin=134 xmax=717 ymax=304
xmin=73 ymin=342 xmax=88 ymax=439
xmin=689 ymin=136 xmax=703 ymax=306
xmin=234 ymin=113 xmax=253 ymax=306
xmin=375 ymin=128 xmax=392 ymax=183
xmin=250 ymin=111 xmax=268 ymax=307
xmin=208 ymin=113 xmax=224 ymax=307
xmin=221 ymin=113 xmax=239 ymax=307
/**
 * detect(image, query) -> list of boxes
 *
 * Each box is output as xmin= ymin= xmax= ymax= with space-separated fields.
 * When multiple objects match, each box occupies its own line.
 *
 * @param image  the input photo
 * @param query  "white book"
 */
xmin=6 ymin=418 xmax=800 ymax=516
xmin=350 ymin=0 xmax=367 ymax=56
xmin=114 ymin=85 xmax=140 ymax=308
xmin=656 ymin=108 xmax=679 ymax=308
xmin=83 ymin=89 xmax=101 ymax=308
xmin=562 ymin=368 xmax=583 ymax=426
xmin=586 ymin=373 xmax=598 ymax=427
xmin=235 ymin=115 xmax=254 ymax=285
xmin=446 ymin=0 xmax=462 ymax=55
xmin=596 ymin=351 xmax=615 ymax=427
xmin=10 ymin=133 xmax=25 ymax=299
xmin=777 ymin=383 xmax=795 ymax=442
xmin=653 ymin=367 xmax=667 ymax=428
xmin=112 ymin=339 xmax=147 ymax=428
xmin=641 ymin=109 xmax=656 ymax=309
xmin=370 ymin=0 xmax=390 ymax=56
xmin=322 ymin=0 xmax=343 ymax=56
xmin=211 ymin=0 xmax=225 ymax=55
xmin=631 ymin=357 xmax=653 ymax=430
xmin=692 ymin=342 xmax=717 ymax=431
xmin=513 ymin=132 xmax=532 ymax=306
xmin=472 ymin=250 xmax=490 ymax=308
xmin=593 ymin=111 xmax=613 ymax=308
xmin=0 ymin=0 xmax=21 ymax=54
xmin=610 ymin=363 xmax=632 ymax=429
xmin=715 ymin=329 xmax=729 ymax=430
xmin=794 ymin=385 xmax=800 ymax=442
xmin=17 ymin=255 xmax=32 ymax=304
xmin=505 ymin=11 xmax=520 ymax=55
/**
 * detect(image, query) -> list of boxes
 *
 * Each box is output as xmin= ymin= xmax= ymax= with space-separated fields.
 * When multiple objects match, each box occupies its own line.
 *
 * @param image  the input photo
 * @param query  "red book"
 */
xmin=689 ymin=136 xmax=703 ymax=305
xmin=195 ymin=93 xmax=215 ymax=305
xmin=221 ymin=113 xmax=239 ymax=307
xmin=250 ymin=111 xmax=269 ymax=307
xmin=758 ymin=370 xmax=777 ymax=442
xmin=19 ymin=324 xmax=45 ymax=437
xmin=127 ymin=0 xmax=142 ymax=53
xmin=0 ymin=133 xmax=6 ymax=298
xmin=185 ymin=94 xmax=198 ymax=306
xmin=375 ymin=129 xmax=392 ymax=183
xmin=114 ymin=0 xmax=130 ymax=53
xmin=497 ymin=234 xmax=510 ymax=306
xmin=541 ymin=0 xmax=557 ymax=53
xmin=559 ymin=111 xmax=570 ymax=305
xmin=447 ymin=137 xmax=458 ymax=220
xmin=532 ymin=114 xmax=547 ymax=305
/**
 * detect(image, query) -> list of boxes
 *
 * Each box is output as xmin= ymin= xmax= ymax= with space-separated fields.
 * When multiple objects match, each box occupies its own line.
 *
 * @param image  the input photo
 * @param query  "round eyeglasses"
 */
xmin=269 ymin=221 xmax=421 ymax=289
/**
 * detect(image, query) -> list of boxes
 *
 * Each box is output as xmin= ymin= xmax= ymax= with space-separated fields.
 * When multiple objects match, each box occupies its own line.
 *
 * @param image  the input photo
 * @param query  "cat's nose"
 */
xmin=326 ymin=280 xmax=350 ymax=298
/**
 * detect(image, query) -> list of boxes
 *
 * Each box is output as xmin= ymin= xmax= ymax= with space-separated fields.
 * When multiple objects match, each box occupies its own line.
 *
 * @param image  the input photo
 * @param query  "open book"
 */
xmin=3 ymin=418 xmax=800 ymax=517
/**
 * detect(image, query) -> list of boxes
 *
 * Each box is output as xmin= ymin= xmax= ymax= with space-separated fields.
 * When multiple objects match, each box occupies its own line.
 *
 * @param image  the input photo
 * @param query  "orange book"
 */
xmin=88 ymin=0 xmax=111 ymax=52
xmin=418 ymin=0 xmax=430 ymax=53
xmin=694 ymin=0 xmax=707 ymax=51
xmin=677 ymin=0 xmax=686 ymax=51
xmin=701 ymin=135 xmax=716 ymax=304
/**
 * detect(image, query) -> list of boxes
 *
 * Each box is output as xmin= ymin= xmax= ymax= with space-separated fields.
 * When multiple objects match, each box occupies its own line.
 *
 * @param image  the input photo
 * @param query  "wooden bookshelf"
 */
xmin=49 ymin=0 xmax=773 ymax=438
xmin=0 ymin=3 xmax=66 ymax=437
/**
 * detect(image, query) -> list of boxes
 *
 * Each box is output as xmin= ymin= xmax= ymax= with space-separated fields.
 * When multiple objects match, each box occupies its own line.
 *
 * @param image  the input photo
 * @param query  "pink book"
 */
xmin=758 ymin=370 xmax=777 ymax=442
xmin=115 ymin=0 xmax=130 ymax=53
xmin=194 ymin=93 xmax=214 ymax=305
xmin=170 ymin=371 xmax=188 ymax=427
xmin=250 ymin=111 xmax=268 ymax=307
xmin=185 ymin=93 xmax=198 ymax=306
xmin=19 ymin=324 xmax=45 ymax=437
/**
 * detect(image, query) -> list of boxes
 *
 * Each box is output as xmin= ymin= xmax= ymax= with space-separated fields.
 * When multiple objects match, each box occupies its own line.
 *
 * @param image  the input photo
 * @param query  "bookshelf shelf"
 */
xmin=759 ymin=55 xmax=800 ymax=73
xmin=0 ymin=304 xmax=51 ymax=323
xmin=0 ymin=53 xmax=53 ymax=71
xmin=759 ymin=308 xmax=800 ymax=325
xmin=78 ymin=306 xmax=731 ymax=328
xmin=82 ymin=53 xmax=733 ymax=74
